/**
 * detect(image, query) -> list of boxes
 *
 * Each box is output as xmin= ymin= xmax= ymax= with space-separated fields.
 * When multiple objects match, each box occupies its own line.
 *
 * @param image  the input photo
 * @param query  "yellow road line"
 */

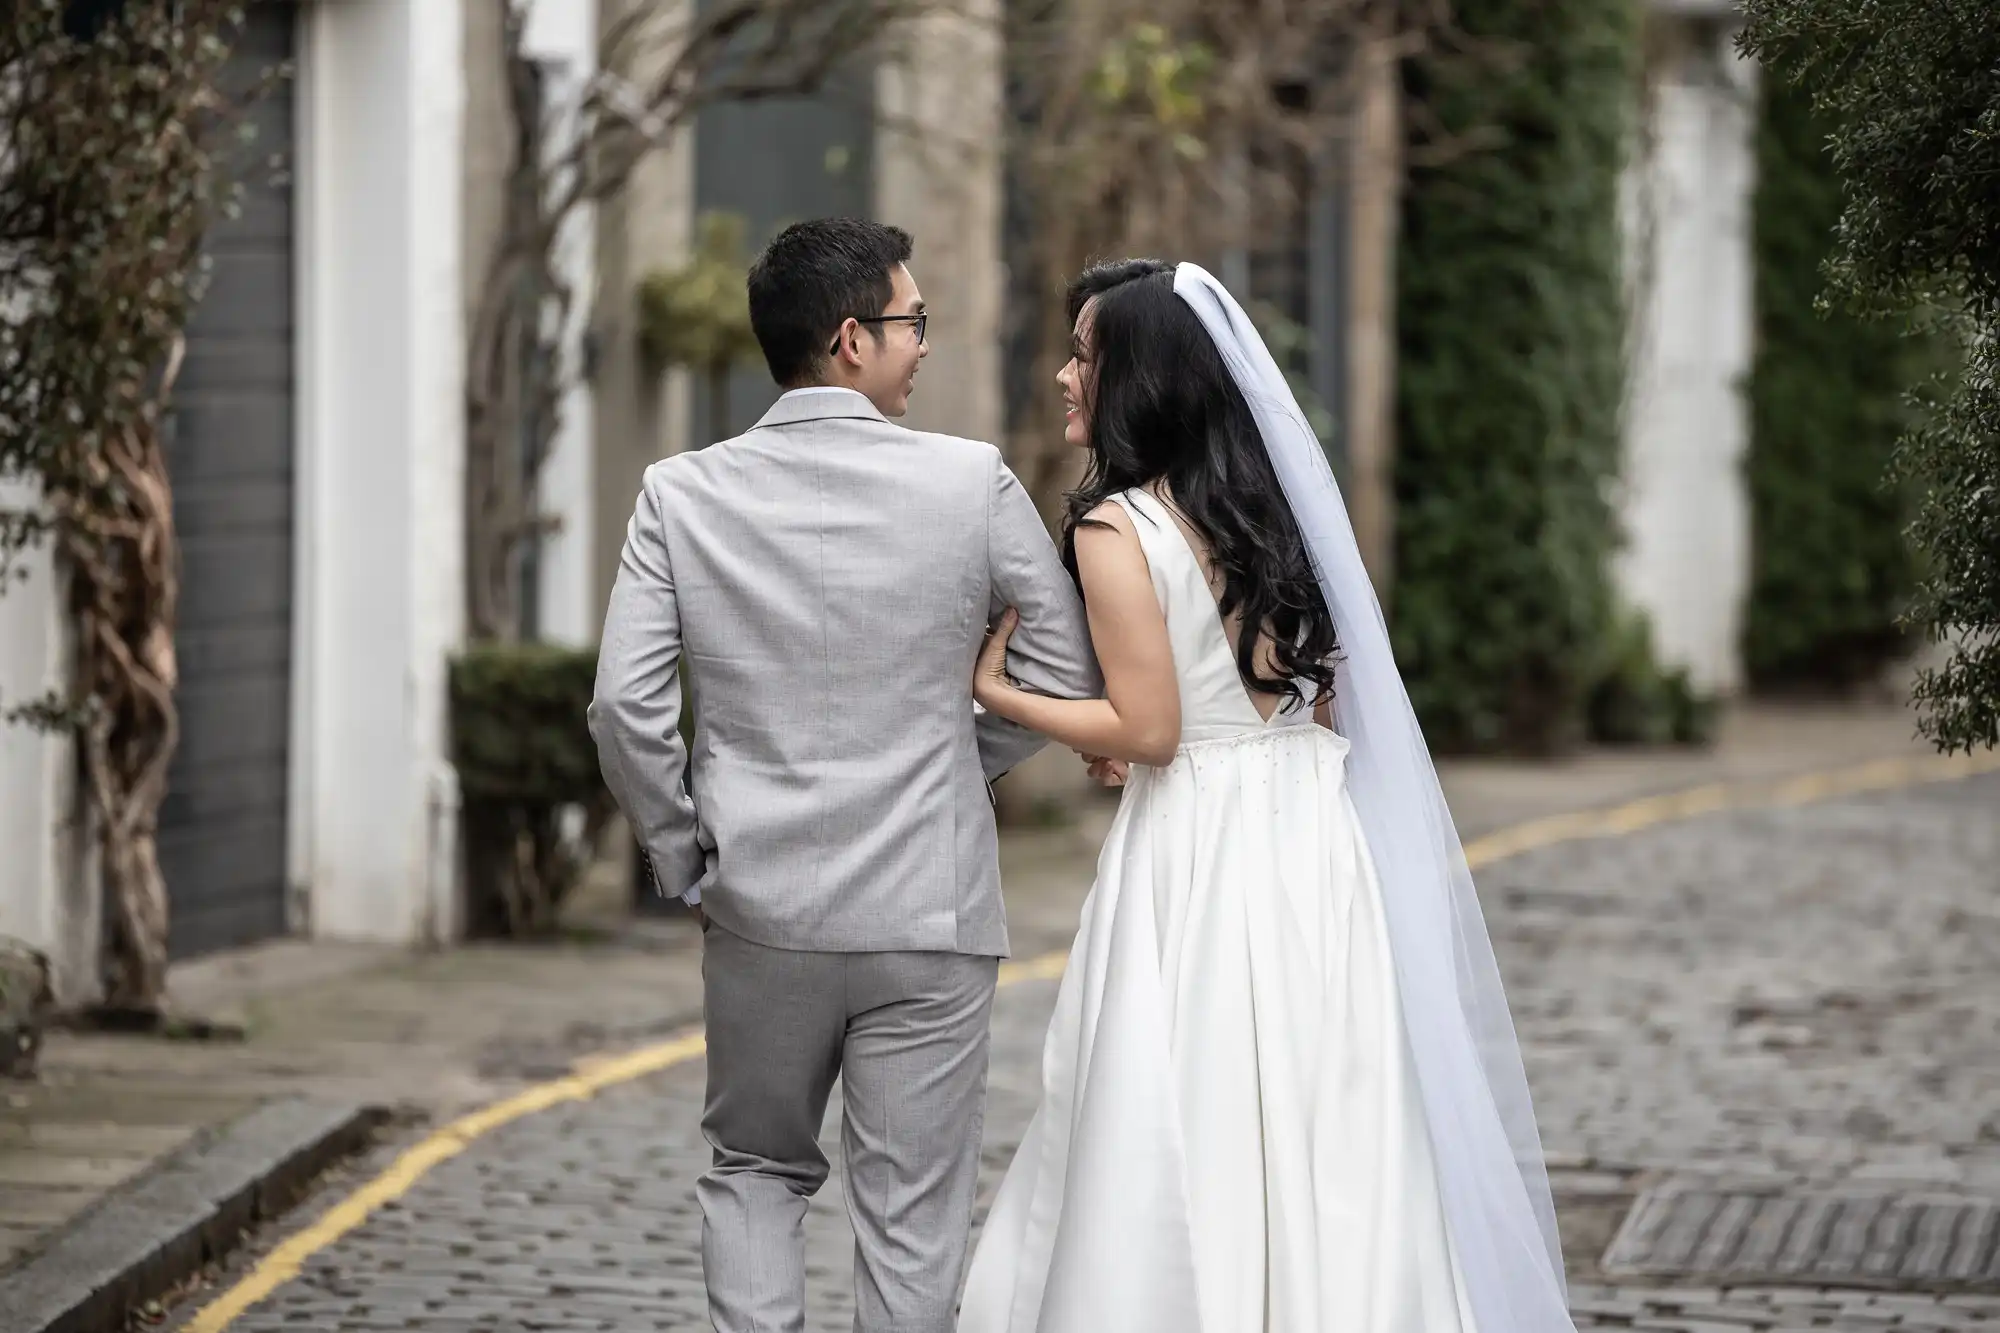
xmin=183 ymin=748 xmax=2000 ymax=1331
xmin=180 ymin=1031 xmax=708 ymax=1333
xmin=1457 ymin=749 xmax=2000 ymax=869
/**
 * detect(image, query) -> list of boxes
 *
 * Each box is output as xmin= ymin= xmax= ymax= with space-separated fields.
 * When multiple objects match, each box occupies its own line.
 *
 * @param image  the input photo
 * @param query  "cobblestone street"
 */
xmin=169 ymin=771 xmax=2000 ymax=1332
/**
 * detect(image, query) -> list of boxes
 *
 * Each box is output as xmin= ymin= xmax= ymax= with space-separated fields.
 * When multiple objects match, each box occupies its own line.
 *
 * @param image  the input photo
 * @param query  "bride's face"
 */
xmin=1057 ymin=298 xmax=1099 ymax=449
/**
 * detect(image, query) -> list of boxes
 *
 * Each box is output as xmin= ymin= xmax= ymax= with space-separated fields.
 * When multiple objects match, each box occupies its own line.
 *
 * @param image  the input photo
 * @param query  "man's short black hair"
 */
xmin=747 ymin=218 xmax=914 ymax=387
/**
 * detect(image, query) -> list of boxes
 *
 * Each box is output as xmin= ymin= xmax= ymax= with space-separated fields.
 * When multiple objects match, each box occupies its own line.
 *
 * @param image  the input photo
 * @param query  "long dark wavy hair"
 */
xmin=1062 ymin=259 xmax=1340 ymax=709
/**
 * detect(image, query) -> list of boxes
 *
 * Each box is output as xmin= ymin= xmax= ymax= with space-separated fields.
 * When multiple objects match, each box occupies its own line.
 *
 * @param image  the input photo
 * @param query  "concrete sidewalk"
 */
xmin=0 ymin=700 xmax=1937 ymax=1281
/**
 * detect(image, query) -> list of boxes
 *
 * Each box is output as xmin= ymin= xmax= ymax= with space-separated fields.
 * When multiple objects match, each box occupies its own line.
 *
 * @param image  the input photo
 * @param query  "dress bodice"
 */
xmin=1108 ymin=488 xmax=1322 ymax=748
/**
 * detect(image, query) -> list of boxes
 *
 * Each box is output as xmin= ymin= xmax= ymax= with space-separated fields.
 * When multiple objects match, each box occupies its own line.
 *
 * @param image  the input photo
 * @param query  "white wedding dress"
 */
xmin=959 ymin=486 xmax=1478 ymax=1333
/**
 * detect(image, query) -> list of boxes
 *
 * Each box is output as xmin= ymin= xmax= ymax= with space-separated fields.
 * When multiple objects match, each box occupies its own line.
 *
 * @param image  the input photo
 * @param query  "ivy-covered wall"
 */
xmin=1742 ymin=78 xmax=1924 ymax=689
xmin=1393 ymin=0 xmax=1641 ymax=753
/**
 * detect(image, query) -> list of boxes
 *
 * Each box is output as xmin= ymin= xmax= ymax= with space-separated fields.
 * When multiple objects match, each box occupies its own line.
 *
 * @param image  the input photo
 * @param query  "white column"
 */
xmin=296 ymin=0 xmax=467 ymax=943
xmin=524 ymin=0 xmax=599 ymax=647
xmin=874 ymin=0 xmax=1004 ymax=445
xmin=1617 ymin=21 xmax=1757 ymax=694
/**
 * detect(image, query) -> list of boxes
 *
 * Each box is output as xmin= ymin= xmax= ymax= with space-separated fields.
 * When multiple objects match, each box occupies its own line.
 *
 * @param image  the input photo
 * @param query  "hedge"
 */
xmin=1742 ymin=0 xmax=1999 ymax=752
xmin=449 ymin=642 xmax=614 ymax=937
xmin=1393 ymin=0 xmax=1640 ymax=754
xmin=1742 ymin=77 xmax=1923 ymax=690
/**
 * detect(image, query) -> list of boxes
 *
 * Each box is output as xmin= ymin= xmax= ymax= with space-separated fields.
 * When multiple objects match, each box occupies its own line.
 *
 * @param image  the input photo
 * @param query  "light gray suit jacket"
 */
xmin=589 ymin=390 xmax=1099 ymax=957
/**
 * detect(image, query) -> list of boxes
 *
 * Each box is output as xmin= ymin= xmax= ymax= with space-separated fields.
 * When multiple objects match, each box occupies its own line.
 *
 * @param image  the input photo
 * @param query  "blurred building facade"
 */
xmin=0 ymin=0 xmax=1006 ymax=1003
xmin=589 ymin=0 xmax=1008 ymax=612
xmin=0 ymin=0 xmax=1765 ymax=1004
xmin=0 ymin=0 xmax=601 ymax=1003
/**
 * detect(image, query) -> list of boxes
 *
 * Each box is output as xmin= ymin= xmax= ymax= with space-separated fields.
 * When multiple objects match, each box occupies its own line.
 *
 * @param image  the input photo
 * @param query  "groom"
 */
xmin=590 ymin=218 xmax=1098 ymax=1332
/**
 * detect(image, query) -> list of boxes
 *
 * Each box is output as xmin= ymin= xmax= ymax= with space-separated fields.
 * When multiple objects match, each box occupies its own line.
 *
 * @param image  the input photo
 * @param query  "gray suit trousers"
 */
xmin=699 ymin=923 xmax=999 ymax=1333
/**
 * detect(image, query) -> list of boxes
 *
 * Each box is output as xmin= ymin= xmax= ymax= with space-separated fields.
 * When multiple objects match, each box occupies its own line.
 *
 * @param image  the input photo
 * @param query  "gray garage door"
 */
xmin=159 ymin=3 xmax=297 ymax=958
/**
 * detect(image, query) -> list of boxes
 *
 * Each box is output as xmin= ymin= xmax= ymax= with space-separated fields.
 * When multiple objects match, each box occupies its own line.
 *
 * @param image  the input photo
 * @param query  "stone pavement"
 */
xmin=0 ymin=699 xmax=1964 ymax=1315
xmin=0 ymin=931 xmax=707 ymax=1276
xmin=152 ymin=764 xmax=2000 ymax=1331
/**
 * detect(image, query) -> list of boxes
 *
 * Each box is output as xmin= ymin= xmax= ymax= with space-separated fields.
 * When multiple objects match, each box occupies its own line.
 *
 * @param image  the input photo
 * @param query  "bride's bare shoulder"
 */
xmin=1073 ymin=498 xmax=1148 ymax=586
xmin=1079 ymin=495 xmax=1137 ymax=536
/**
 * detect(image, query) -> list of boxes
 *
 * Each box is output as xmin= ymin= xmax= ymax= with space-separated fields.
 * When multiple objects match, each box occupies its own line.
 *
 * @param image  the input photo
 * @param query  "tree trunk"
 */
xmin=1344 ymin=32 xmax=1404 ymax=595
xmin=66 ymin=372 xmax=184 ymax=1019
xmin=99 ymin=811 xmax=171 ymax=1012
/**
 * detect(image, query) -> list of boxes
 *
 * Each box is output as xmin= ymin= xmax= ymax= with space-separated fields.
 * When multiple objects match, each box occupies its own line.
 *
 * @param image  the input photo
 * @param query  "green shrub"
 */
xmin=1742 ymin=0 xmax=2000 ymax=752
xmin=1588 ymin=609 xmax=1719 ymax=747
xmin=1393 ymin=0 xmax=1640 ymax=754
xmin=1742 ymin=78 xmax=1925 ymax=690
xmin=1899 ymin=351 xmax=1999 ymax=753
xmin=636 ymin=211 xmax=762 ymax=440
xmin=449 ymin=643 xmax=613 ymax=937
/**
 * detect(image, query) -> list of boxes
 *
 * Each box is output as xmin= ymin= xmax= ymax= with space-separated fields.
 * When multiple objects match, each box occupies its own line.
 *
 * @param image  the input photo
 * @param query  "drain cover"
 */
xmin=1603 ymin=1188 xmax=2000 ymax=1287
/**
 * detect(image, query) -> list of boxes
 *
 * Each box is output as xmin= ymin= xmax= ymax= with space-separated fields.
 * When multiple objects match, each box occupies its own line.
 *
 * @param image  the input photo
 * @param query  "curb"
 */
xmin=0 ymin=1098 xmax=385 ymax=1333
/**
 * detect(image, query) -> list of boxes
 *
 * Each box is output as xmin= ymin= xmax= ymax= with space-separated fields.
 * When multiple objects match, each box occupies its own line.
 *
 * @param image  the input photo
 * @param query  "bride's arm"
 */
xmin=974 ymin=503 xmax=1181 ymax=767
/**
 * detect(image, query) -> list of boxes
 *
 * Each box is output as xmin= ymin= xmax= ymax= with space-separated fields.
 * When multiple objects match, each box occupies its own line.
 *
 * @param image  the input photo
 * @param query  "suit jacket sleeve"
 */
xmin=978 ymin=455 xmax=1103 ymax=781
xmin=588 ymin=471 xmax=707 ymax=900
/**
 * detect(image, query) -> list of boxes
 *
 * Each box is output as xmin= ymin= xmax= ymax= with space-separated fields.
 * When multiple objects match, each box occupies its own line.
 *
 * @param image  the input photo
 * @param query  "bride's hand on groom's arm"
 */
xmin=972 ymin=506 xmax=1181 ymax=767
xmin=976 ymin=613 xmax=1119 ymax=787
xmin=1080 ymin=752 xmax=1129 ymax=787
xmin=973 ymin=608 xmax=1019 ymax=710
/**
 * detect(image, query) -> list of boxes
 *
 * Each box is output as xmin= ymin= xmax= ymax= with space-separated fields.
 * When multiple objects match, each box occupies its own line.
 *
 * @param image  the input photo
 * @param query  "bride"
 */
xmin=956 ymin=260 xmax=1574 ymax=1332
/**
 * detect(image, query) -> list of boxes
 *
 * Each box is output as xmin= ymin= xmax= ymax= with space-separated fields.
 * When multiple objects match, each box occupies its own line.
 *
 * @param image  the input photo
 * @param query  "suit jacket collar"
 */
xmin=750 ymin=388 xmax=891 ymax=432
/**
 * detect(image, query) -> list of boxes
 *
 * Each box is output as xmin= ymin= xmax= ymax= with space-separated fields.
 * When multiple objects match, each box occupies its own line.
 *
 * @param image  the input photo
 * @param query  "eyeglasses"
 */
xmin=829 ymin=312 xmax=927 ymax=355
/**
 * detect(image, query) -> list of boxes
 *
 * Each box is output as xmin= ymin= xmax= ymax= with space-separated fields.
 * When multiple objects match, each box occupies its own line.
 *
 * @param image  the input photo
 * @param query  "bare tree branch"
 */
xmin=466 ymin=0 xmax=936 ymax=642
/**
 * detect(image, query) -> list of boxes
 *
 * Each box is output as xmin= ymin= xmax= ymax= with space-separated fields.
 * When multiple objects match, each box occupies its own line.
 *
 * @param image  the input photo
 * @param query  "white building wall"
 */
xmin=523 ymin=0 xmax=599 ymax=648
xmin=0 ymin=487 xmax=94 ymax=1004
xmin=295 ymin=0 xmax=467 ymax=943
xmin=1617 ymin=20 xmax=1758 ymax=694
xmin=0 ymin=493 xmax=59 ymax=949
xmin=5 ymin=0 xmax=542 ymax=971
